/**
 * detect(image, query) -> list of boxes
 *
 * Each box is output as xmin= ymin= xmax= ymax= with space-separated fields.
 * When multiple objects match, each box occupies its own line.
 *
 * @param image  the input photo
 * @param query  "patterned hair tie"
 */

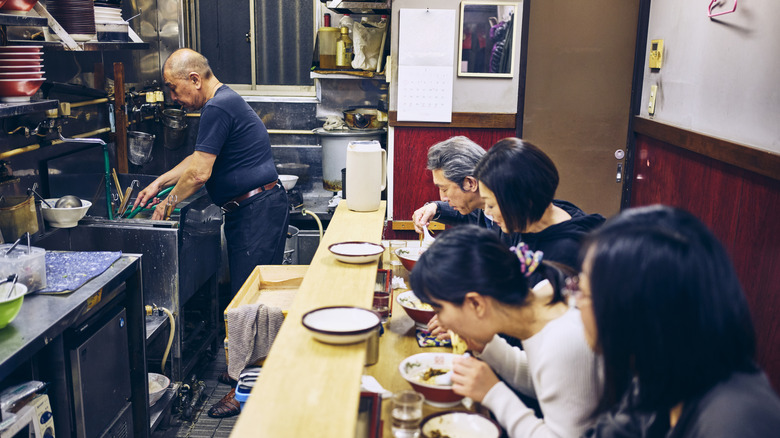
xmin=510 ymin=243 xmax=544 ymax=277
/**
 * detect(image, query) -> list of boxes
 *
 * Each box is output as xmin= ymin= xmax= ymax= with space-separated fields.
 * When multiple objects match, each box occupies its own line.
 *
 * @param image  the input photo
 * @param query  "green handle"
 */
xmin=125 ymin=186 xmax=176 ymax=219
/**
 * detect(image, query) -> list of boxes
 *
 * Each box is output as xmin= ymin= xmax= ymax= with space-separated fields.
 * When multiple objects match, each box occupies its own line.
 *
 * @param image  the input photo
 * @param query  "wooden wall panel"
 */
xmin=631 ymin=133 xmax=780 ymax=391
xmin=388 ymin=127 xmax=514 ymax=240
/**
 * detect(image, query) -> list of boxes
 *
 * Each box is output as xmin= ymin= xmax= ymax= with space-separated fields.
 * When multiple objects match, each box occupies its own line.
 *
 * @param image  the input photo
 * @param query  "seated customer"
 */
xmin=475 ymin=138 xmax=604 ymax=271
xmin=411 ymin=136 xmax=498 ymax=233
xmin=577 ymin=205 xmax=780 ymax=438
xmin=411 ymin=225 xmax=601 ymax=438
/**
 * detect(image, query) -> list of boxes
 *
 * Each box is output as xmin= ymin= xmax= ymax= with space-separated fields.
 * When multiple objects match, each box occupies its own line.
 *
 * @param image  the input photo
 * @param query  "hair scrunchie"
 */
xmin=510 ymin=243 xmax=543 ymax=277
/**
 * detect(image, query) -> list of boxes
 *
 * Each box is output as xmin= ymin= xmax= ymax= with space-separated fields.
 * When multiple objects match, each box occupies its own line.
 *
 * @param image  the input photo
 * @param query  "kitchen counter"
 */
xmin=231 ymin=200 xmax=386 ymax=437
xmin=0 ymin=255 xmax=149 ymax=436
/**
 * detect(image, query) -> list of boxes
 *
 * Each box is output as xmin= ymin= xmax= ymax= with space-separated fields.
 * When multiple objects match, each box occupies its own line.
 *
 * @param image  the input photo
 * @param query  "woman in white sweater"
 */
xmin=410 ymin=225 xmax=601 ymax=438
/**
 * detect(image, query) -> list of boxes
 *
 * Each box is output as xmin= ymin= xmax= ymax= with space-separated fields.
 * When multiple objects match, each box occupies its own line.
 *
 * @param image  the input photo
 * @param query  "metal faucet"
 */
xmin=57 ymin=128 xmax=113 ymax=219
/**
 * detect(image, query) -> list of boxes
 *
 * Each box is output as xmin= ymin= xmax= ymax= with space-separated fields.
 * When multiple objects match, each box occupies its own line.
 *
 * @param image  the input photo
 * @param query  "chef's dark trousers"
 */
xmin=223 ymin=186 xmax=289 ymax=295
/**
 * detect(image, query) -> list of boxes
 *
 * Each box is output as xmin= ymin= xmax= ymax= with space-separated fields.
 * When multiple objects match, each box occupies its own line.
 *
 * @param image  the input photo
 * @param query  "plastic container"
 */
xmin=0 ymin=244 xmax=46 ymax=292
xmin=235 ymin=385 xmax=251 ymax=411
xmin=318 ymin=27 xmax=339 ymax=69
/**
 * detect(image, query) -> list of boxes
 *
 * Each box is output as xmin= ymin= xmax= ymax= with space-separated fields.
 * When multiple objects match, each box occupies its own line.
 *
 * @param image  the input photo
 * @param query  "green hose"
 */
xmin=125 ymin=186 xmax=175 ymax=219
xmin=103 ymin=144 xmax=113 ymax=220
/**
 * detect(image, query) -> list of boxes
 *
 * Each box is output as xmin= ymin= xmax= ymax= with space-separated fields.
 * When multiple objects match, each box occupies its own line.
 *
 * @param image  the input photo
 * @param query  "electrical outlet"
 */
xmin=648 ymin=84 xmax=658 ymax=116
xmin=649 ymin=39 xmax=664 ymax=69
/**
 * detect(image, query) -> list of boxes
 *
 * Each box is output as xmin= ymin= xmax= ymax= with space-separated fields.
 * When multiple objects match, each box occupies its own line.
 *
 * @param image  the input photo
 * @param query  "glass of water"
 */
xmin=391 ymin=390 xmax=424 ymax=438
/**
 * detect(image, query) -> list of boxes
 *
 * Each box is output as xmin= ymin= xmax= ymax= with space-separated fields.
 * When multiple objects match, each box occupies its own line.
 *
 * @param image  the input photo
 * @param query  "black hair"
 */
xmin=582 ymin=205 xmax=757 ymax=412
xmin=410 ymin=225 xmax=568 ymax=308
xmin=474 ymin=138 xmax=559 ymax=233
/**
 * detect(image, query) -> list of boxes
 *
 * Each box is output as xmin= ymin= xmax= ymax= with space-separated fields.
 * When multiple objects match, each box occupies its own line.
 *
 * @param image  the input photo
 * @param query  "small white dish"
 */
xmin=302 ymin=306 xmax=381 ymax=344
xmin=328 ymin=241 xmax=384 ymax=264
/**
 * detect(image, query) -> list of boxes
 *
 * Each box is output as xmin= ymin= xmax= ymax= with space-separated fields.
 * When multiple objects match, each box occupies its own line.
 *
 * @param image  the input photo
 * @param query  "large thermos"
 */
xmin=345 ymin=141 xmax=386 ymax=212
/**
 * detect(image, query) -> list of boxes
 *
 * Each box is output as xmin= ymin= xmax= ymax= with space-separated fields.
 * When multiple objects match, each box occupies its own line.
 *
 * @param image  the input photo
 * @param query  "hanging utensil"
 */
xmin=27 ymin=183 xmax=53 ymax=208
xmin=163 ymin=195 xmax=178 ymax=221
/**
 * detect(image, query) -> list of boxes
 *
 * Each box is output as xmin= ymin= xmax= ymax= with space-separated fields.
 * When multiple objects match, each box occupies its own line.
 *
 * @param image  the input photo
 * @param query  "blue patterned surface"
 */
xmin=39 ymin=251 xmax=123 ymax=294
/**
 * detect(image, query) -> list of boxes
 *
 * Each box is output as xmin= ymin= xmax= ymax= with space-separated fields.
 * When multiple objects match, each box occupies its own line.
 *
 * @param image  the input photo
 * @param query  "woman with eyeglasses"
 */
xmin=576 ymin=205 xmax=780 ymax=438
xmin=410 ymin=225 xmax=601 ymax=438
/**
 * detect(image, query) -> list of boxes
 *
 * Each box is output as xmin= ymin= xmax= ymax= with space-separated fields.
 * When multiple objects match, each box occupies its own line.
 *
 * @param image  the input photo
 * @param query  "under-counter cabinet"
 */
xmin=0 ymin=255 xmax=149 ymax=438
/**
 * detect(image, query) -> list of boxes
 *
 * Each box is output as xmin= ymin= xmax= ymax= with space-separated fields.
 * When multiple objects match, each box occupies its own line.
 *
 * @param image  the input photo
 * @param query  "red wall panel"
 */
xmin=631 ymin=133 xmax=780 ymax=390
xmin=388 ymin=127 xmax=514 ymax=240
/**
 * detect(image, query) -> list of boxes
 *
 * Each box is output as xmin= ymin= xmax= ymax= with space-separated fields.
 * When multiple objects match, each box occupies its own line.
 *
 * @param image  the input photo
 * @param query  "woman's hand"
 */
xmin=451 ymin=356 xmax=500 ymax=403
xmin=427 ymin=314 xmax=450 ymax=339
xmin=412 ymin=203 xmax=438 ymax=234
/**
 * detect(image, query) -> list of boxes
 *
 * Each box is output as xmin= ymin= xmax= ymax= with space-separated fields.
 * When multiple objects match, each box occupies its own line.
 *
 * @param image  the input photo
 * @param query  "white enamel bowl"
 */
xmin=41 ymin=198 xmax=92 ymax=228
xmin=279 ymin=174 xmax=299 ymax=190
xmin=328 ymin=241 xmax=384 ymax=264
xmin=420 ymin=411 xmax=502 ymax=438
xmin=302 ymin=306 xmax=381 ymax=344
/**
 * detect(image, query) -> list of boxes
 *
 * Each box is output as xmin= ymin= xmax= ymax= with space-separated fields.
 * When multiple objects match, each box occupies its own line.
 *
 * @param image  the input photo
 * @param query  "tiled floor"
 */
xmin=152 ymin=351 xmax=239 ymax=438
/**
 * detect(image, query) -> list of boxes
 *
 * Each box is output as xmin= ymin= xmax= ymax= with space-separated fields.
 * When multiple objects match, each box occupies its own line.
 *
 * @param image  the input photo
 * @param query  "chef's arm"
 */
xmin=133 ymin=154 xmax=194 ymax=210
xmin=150 ymin=151 xmax=216 ymax=220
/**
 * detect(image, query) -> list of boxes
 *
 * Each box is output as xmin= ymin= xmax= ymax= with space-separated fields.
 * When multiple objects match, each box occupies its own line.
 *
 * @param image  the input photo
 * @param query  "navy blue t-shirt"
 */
xmin=195 ymin=85 xmax=278 ymax=206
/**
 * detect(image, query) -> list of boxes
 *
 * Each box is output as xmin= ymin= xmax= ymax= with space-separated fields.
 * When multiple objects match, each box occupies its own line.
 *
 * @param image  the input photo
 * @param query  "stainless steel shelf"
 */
xmin=0 ymin=99 xmax=58 ymax=118
xmin=0 ymin=12 xmax=47 ymax=26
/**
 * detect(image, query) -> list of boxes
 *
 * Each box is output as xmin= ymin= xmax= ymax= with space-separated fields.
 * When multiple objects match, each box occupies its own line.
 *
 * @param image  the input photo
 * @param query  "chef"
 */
xmin=133 ymin=48 xmax=289 ymax=296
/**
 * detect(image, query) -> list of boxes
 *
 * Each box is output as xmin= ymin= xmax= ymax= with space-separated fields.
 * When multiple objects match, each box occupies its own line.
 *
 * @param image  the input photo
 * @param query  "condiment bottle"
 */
xmin=336 ymin=26 xmax=353 ymax=70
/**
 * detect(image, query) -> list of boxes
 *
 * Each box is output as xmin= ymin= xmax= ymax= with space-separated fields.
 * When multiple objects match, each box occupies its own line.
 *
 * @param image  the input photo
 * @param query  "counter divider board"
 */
xmin=231 ymin=201 xmax=387 ymax=437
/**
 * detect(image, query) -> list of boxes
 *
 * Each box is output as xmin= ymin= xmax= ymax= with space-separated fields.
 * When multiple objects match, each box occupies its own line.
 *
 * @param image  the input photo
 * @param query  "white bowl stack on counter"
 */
xmin=0 ymin=46 xmax=45 ymax=103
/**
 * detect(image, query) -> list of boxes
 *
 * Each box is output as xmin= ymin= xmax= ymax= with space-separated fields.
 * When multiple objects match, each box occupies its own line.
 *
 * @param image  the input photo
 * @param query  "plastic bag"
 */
xmin=351 ymin=20 xmax=387 ymax=71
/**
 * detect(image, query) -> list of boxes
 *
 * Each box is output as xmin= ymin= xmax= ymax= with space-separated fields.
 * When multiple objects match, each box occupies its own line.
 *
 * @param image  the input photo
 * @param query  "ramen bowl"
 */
xmin=399 ymin=352 xmax=463 ymax=407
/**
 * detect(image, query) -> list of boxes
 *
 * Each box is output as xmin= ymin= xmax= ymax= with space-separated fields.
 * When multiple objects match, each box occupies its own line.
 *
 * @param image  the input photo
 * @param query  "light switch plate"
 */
xmin=648 ymin=84 xmax=658 ymax=115
xmin=649 ymin=39 xmax=664 ymax=69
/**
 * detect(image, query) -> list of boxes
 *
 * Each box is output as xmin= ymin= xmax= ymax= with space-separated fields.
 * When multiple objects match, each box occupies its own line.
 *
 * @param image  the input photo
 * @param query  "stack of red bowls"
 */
xmin=46 ymin=0 xmax=96 ymax=42
xmin=0 ymin=0 xmax=40 ymax=13
xmin=0 ymin=46 xmax=46 ymax=103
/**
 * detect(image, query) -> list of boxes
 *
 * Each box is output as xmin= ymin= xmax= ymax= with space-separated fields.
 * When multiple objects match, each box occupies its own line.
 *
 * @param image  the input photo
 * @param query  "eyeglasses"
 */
xmin=563 ymin=273 xmax=590 ymax=308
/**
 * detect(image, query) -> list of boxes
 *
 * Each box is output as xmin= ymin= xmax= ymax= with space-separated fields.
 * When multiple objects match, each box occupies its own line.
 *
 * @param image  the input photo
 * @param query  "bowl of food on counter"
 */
xmin=420 ymin=411 xmax=502 ymax=438
xmin=399 ymin=352 xmax=463 ymax=407
xmin=328 ymin=241 xmax=384 ymax=264
xmin=395 ymin=246 xmax=425 ymax=272
xmin=41 ymin=198 xmax=91 ymax=228
xmin=302 ymin=306 xmax=381 ymax=345
xmin=396 ymin=290 xmax=436 ymax=328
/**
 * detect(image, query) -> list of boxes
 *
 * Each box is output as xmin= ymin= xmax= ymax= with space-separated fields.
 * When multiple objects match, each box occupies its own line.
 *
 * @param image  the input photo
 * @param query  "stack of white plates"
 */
xmin=0 ymin=46 xmax=46 ymax=103
xmin=94 ymin=5 xmax=124 ymax=24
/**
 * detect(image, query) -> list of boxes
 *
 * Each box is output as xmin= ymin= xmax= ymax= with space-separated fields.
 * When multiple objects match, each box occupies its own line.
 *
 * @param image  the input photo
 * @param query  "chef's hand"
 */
xmin=427 ymin=314 xmax=450 ymax=340
xmin=451 ymin=355 xmax=499 ymax=403
xmin=150 ymin=199 xmax=167 ymax=220
xmin=412 ymin=202 xmax=438 ymax=234
xmin=133 ymin=181 xmax=163 ymax=210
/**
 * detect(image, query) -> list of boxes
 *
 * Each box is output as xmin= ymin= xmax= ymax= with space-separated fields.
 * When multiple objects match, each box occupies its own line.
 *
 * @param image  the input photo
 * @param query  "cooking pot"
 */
xmin=343 ymin=107 xmax=387 ymax=130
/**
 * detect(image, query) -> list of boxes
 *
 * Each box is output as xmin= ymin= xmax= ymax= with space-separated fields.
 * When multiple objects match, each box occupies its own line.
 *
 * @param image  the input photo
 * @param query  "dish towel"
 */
xmin=227 ymin=303 xmax=285 ymax=381
xmin=38 ymin=251 xmax=123 ymax=294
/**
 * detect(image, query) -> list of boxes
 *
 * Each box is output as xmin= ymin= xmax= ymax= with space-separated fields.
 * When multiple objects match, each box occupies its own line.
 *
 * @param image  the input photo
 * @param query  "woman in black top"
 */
xmin=576 ymin=205 xmax=780 ymax=438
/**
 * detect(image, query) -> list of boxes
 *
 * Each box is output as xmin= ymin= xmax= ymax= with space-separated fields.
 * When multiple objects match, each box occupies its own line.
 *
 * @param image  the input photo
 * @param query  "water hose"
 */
xmin=126 ymin=186 xmax=174 ymax=219
xmin=103 ymin=143 xmax=113 ymax=220
xmin=145 ymin=304 xmax=176 ymax=376
xmin=301 ymin=208 xmax=323 ymax=241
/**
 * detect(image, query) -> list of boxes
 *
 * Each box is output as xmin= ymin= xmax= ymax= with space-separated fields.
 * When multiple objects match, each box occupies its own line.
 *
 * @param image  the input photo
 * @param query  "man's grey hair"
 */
xmin=426 ymin=136 xmax=486 ymax=188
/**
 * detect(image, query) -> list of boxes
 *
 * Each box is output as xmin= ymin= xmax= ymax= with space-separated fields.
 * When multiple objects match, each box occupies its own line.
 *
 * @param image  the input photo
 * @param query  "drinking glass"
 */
xmin=391 ymin=390 xmax=424 ymax=438
xmin=388 ymin=240 xmax=406 ymax=278
xmin=372 ymin=291 xmax=391 ymax=323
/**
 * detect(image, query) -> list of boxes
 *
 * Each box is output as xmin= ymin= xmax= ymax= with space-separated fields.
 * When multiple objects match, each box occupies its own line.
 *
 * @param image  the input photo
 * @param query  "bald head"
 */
xmin=164 ymin=48 xmax=214 ymax=81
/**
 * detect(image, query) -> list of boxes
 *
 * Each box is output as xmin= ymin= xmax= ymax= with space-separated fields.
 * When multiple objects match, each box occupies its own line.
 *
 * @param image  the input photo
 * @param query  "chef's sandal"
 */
xmin=207 ymin=387 xmax=241 ymax=418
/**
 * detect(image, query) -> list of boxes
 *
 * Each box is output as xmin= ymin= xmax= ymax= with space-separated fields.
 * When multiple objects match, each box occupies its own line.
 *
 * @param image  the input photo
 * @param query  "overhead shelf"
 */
xmin=7 ymin=40 xmax=149 ymax=51
xmin=311 ymin=70 xmax=385 ymax=80
xmin=320 ymin=0 xmax=391 ymax=14
xmin=0 ymin=12 xmax=47 ymax=26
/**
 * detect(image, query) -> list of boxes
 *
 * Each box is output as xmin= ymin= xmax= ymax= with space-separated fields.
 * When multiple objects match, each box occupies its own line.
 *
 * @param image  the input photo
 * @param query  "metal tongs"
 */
xmin=3 ymin=274 xmax=19 ymax=299
xmin=116 ymin=180 xmax=140 ymax=217
xmin=163 ymin=195 xmax=178 ymax=221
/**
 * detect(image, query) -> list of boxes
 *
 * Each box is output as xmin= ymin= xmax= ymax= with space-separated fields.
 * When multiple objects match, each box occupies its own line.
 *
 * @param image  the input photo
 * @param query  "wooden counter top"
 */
xmin=231 ymin=201 xmax=386 ymax=437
